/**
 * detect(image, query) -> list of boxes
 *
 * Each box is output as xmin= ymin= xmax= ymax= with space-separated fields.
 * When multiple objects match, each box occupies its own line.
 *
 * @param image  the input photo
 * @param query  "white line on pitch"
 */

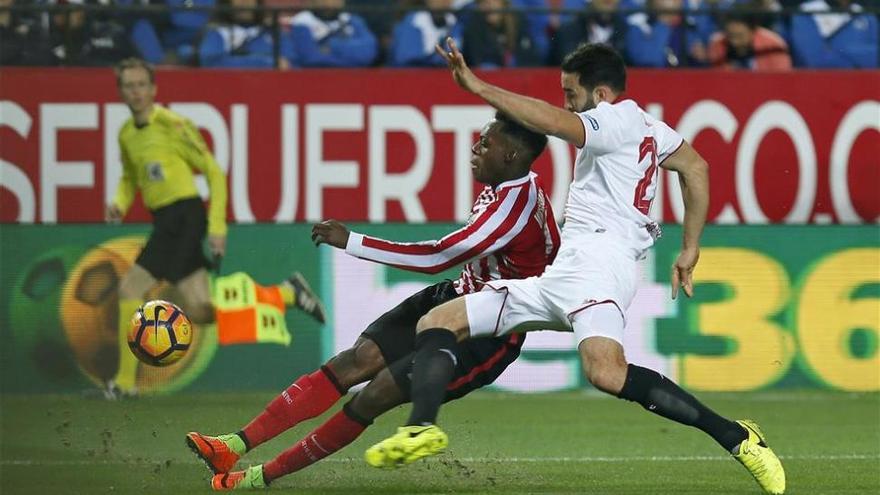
xmin=1 ymin=453 xmax=877 ymax=466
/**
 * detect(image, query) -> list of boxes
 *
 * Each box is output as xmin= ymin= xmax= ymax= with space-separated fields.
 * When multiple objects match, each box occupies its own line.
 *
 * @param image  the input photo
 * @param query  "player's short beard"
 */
xmin=580 ymin=92 xmax=596 ymax=112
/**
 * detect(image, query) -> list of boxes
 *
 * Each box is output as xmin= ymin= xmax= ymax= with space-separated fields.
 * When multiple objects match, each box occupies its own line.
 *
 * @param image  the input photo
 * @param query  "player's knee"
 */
xmin=325 ymin=339 xmax=385 ymax=390
xmin=416 ymin=309 xmax=460 ymax=335
xmin=415 ymin=312 xmax=436 ymax=333
xmin=350 ymin=340 xmax=385 ymax=377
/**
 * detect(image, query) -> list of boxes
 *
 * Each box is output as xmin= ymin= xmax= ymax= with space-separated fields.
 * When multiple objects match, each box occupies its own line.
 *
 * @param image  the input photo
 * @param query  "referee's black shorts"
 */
xmin=137 ymin=197 xmax=211 ymax=283
xmin=362 ymin=280 xmax=525 ymax=402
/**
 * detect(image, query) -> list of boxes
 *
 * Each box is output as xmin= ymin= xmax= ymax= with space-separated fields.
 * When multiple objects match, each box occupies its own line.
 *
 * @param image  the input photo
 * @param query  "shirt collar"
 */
xmin=494 ymin=171 xmax=535 ymax=192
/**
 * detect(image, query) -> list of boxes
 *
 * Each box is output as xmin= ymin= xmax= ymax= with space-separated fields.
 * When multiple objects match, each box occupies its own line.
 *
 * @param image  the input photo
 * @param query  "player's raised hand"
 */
xmin=671 ymin=247 xmax=699 ymax=299
xmin=435 ymin=37 xmax=481 ymax=93
xmin=311 ymin=220 xmax=350 ymax=249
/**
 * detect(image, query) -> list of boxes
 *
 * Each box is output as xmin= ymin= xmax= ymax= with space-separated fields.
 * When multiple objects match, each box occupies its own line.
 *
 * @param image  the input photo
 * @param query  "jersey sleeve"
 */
xmin=576 ymin=103 xmax=624 ymax=154
xmin=176 ymin=119 xmax=228 ymax=236
xmin=112 ymin=137 xmax=137 ymax=216
xmin=645 ymin=113 xmax=685 ymax=163
xmin=344 ymin=184 xmax=538 ymax=274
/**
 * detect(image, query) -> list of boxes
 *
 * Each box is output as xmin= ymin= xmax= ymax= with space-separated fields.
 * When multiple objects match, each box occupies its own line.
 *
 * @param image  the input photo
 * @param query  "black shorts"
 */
xmin=363 ymin=280 xmax=525 ymax=402
xmin=136 ymin=197 xmax=211 ymax=283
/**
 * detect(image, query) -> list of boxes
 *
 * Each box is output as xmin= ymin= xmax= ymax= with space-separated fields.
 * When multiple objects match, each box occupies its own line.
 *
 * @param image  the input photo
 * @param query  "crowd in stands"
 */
xmin=1 ymin=0 xmax=877 ymax=69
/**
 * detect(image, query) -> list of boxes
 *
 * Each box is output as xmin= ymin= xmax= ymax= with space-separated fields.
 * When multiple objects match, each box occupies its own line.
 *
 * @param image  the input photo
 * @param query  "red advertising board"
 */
xmin=1 ymin=68 xmax=878 ymax=224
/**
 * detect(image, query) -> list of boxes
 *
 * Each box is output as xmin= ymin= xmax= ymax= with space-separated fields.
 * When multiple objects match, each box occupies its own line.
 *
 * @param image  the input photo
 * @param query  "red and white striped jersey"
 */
xmin=345 ymin=172 xmax=560 ymax=294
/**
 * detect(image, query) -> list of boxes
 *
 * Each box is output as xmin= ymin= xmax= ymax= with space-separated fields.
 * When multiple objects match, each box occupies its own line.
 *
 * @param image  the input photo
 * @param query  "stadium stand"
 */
xmin=0 ymin=0 xmax=877 ymax=68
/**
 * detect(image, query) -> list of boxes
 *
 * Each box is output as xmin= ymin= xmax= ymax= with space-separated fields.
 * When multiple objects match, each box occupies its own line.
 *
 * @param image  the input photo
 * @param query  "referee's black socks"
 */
xmin=618 ymin=364 xmax=747 ymax=452
xmin=407 ymin=328 xmax=458 ymax=426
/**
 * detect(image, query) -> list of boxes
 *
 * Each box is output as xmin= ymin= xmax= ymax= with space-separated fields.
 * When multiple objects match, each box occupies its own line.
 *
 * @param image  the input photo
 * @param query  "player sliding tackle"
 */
xmin=186 ymin=113 xmax=560 ymax=490
xmin=365 ymin=40 xmax=786 ymax=495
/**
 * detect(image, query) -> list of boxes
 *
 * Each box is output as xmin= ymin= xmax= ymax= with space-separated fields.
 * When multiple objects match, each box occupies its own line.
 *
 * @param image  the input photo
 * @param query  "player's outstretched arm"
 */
xmin=660 ymin=141 xmax=709 ymax=299
xmin=435 ymin=37 xmax=584 ymax=146
xmin=315 ymin=186 xmax=533 ymax=274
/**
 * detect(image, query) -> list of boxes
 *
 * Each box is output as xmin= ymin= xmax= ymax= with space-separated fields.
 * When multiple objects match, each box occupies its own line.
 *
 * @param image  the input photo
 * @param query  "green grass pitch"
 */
xmin=1 ymin=390 xmax=878 ymax=494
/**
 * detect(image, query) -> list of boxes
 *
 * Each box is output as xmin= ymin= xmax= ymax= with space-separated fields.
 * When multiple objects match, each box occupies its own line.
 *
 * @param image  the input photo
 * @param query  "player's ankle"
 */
xmin=218 ymin=433 xmax=247 ymax=456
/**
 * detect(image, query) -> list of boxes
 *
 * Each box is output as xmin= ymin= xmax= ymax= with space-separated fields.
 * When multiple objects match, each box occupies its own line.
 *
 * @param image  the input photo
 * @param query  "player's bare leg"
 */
xmin=232 ymin=338 xmax=386 ymax=449
xmin=323 ymin=337 xmax=387 ymax=390
xmin=109 ymin=263 xmax=156 ymax=398
xmin=578 ymin=327 xmax=784 ymax=494
xmin=189 ymin=337 xmax=388 ymax=474
xmin=211 ymin=366 xmax=407 ymax=490
xmin=176 ymin=268 xmax=215 ymax=324
xmin=365 ymin=298 xmax=469 ymax=468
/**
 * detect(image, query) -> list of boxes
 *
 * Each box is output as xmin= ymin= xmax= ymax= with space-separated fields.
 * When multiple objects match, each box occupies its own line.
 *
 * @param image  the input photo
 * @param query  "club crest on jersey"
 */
xmin=146 ymin=162 xmax=165 ymax=181
xmin=586 ymin=115 xmax=600 ymax=131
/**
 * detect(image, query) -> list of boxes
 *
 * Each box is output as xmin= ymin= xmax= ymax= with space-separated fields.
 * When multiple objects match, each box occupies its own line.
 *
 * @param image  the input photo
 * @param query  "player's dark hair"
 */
xmin=115 ymin=58 xmax=155 ymax=87
xmin=560 ymin=43 xmax=627 ymax=93
xmin=494 ymin=112 xmax=548 ymax=167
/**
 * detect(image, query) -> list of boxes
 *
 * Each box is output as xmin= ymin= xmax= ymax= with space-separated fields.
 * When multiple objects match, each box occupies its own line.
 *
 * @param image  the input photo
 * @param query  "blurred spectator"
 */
xmin=165 ymin=0 xmax=215 ymax=61
xmin=346 ymin=0 xmax=402 ymax=42
xmin=551 ymin=0 xmax=627 ymax=63
xmin=198 ymin=0 xmax=293 ymax=67
xmin=262 ymin=0 xmax=308 ymax=7
xmin=457 ymin=0 xmax=550 ymax=62
xmin=48 ymin=0 xmax=136 ymax=66
xmin=122 ymin=0 xmax=165 ymax=63
xmin=389 ymin=0 xmax=462 ymax=66
xmin=625 ymin=0 xmax=708 ymax=66
xmin=511 ymin=0 xmax=551 ymax=62
xmin=789 ymin=0 xmax=878 ymax=68
xmin=558 ymin=0 xmax=644 ymax=25
xmin=708 ymin=7 xmax=791 ymax=70
xmin=746 ymin=0 xmax=787 ymax=37
xmin=125 ymin=0 xmax=215 ymax=64
xmin=287 ymin=0 xmax=378 ymax=67
xmin=461 ymin=0 xmax=544 ymax=67
xmin=688 ymin=0 xmax=733 ymax=43
xmin=347 ymin=0 xmax=410 ymax=64
xmin=0 ymin=0 xmax=52 ymax=65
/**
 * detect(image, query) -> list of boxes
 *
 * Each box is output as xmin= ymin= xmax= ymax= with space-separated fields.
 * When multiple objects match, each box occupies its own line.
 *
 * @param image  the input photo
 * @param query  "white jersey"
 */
xmin=563 ymin=99 xmax=684 ymax=258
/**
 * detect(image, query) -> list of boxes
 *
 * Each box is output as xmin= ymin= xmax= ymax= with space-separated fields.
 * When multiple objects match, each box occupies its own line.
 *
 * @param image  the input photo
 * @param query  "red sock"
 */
xmin=241 ymin=368 xmax=343 ymax=449
xmin=263 ymin=407 xmax=368 ymax=483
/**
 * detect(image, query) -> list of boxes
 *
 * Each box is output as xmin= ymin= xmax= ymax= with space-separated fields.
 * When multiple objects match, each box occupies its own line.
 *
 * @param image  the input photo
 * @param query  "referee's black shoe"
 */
xmin=286 ymin=272 xmax=326 ymax=324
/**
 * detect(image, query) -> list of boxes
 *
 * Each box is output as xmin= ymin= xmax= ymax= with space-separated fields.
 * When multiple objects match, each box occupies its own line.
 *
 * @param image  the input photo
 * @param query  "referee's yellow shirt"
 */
xmin=113 ymin=105 xmax=228 ymax=236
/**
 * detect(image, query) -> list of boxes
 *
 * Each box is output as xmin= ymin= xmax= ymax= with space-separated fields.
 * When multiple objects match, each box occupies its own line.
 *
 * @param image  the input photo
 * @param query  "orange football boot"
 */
xmin=186 ymin=432 xmax=241 ymax=474
xmin=211 ymin=466 xmax=266 ymax=491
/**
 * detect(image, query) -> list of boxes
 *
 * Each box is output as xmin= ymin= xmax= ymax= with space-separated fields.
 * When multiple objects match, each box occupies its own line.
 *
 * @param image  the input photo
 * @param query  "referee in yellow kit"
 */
xmin=105 ymin=58 xmax=323 ymax=398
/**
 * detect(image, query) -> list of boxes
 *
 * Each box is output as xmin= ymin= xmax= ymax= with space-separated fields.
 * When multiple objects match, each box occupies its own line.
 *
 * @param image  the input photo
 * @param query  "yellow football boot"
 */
xmin=365 ymin=425 xmax=449 ymax=469
xmin=733 ymin=420 xmax=786 ymax=494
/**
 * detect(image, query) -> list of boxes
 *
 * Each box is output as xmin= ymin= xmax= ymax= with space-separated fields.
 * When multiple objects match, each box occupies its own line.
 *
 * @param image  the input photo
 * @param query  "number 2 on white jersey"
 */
xmin=633 ymin=136 xmax=658 ymax=215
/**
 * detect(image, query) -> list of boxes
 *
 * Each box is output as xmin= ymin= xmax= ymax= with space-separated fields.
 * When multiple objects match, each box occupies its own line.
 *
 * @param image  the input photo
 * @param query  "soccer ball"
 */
xmin=127 ymin=300 xmax=193 ymax=367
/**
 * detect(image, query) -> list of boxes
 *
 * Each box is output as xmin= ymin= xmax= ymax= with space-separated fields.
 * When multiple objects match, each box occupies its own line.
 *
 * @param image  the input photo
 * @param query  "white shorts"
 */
xmin=464 ymin=232 xmax=638 ymax=345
